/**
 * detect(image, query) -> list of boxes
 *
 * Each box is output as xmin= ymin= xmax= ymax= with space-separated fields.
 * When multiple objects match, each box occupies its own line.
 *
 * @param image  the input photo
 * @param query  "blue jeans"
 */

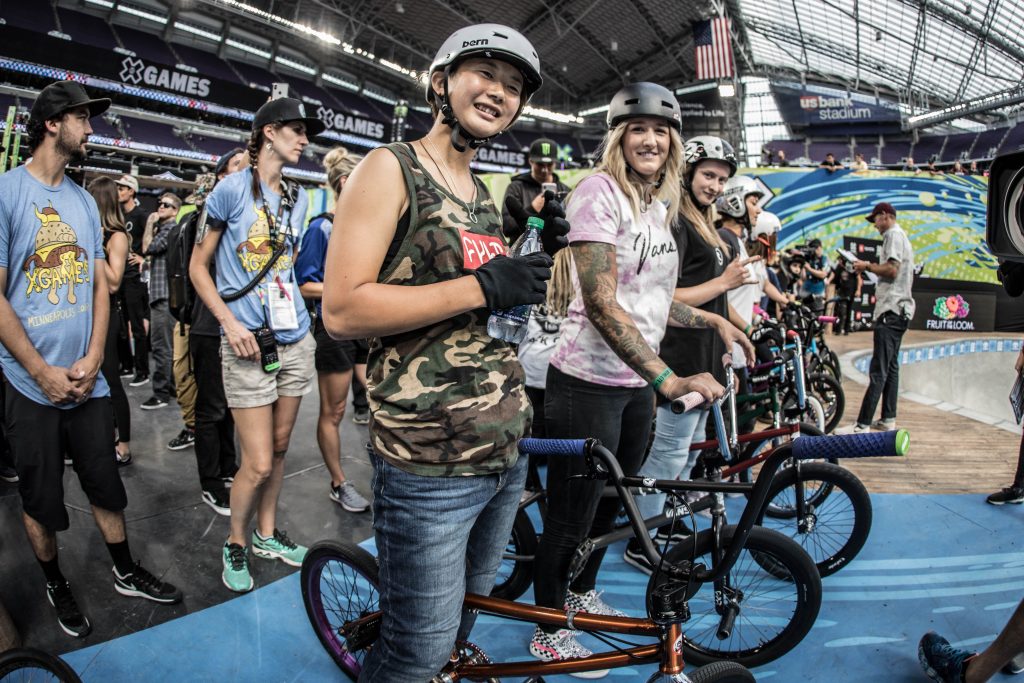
xmin=635 ymin=405 xmax=709 ymax=527
xmin=357 ymin=453 xmax=528 ymax=682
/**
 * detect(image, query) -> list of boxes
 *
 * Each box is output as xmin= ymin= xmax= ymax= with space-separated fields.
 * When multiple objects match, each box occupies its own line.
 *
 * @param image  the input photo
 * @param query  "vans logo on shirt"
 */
xmin=633 ymin=224 xmax=677 ymax=275
xmin=23 ymin=203 xmax=89 ymax=306
xmin=460 ymin=229 xmax=507 ymax=270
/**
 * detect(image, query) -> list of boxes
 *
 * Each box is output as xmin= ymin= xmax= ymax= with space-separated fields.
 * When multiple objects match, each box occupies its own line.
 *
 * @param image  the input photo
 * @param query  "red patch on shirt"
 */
xmin=460 ymin=229 xmax=507 ymax=270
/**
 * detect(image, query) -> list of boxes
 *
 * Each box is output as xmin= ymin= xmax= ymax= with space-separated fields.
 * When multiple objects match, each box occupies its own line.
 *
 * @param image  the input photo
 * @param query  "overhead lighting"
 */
xmin=322 ymin=73 xmax=360 ymax=92
xmin=211 ymin=0 xmax=341 ymax=46
xmin=523 ymin=105 xmax=583 ymax=125
xmin=276 ymin=56 xmax=317 ymax=76
xmin=118 ymin=4 xmax=168 ymax=24
xmin=225 ymin=38 xmax=272 ymax=59
xmin=676 ymin=82 xmax=718 ymax=96
xmin=578 ymin=104 xmax=610 ymax=117
xmin=174 ymin=21 xmax=222 ymax=42
xmin=84 ymin=0 xmax=115 ymax=7
xmin=719 ymin=83 xmax=736 ymax=98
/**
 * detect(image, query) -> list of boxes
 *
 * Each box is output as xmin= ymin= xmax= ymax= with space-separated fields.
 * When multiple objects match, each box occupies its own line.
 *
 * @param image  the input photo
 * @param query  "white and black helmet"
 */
xmin=717 ymin=175 xmax=764 ymax=219
xmin=606 ymin=82 xmax=682 ymax=132
xmin=752 ymin=211 xmax=781 ymax=240
xmin=426 ymin=24 xmax=542 ymax=151
xmin=684 ymin=136 xmax=738 ymax=177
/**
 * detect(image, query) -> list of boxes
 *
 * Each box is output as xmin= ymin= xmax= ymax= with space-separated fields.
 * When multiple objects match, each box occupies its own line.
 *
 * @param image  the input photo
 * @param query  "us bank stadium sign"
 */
xmin=120 ymin=57 xmax=211 ymax=98
xmin=316 ymin=107 xmax=386 ymax=140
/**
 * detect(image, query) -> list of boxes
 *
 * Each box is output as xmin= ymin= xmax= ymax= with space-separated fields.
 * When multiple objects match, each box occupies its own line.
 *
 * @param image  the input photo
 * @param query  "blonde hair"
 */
xmin=546 ymin=249 xmax=576 ymax=317
xmin=679 ymin=169 xmax=726 ymax=250
xmin=590 ymin=122 xmax=683 ymax=227
xmin=323 ymin=146 xmax=363 ymax=196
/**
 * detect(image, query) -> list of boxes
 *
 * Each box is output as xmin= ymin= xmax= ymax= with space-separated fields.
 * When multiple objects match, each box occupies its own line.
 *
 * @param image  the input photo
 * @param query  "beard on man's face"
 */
xmin=55 ymin=127 xmax=87 ymax=164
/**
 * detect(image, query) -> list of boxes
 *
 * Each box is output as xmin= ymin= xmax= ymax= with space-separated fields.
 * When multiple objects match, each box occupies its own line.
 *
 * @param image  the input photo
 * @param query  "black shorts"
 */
xmin=6 ymin=382 xmax=126 ymax=531
xmin=313 ymin=318 xmax=356 ymax=374
xmin=351 ymin=337 xmax=369 ymax=365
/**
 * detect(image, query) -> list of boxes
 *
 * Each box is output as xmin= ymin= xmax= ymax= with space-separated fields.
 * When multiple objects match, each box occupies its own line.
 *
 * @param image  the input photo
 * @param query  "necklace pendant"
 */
xmin=467 ymin=207 xmax=478 ymax=224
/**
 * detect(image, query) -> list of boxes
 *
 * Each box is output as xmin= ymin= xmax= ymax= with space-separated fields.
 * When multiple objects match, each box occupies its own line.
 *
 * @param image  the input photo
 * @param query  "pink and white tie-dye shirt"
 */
xmin=550 ymin=173 xmax=679 ymax=388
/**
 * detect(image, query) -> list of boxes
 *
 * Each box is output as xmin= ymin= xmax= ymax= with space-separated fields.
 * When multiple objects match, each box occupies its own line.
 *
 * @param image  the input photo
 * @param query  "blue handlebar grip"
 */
xmin=518 ymin=438 xmax=588 ymax=457
xmin=792 ymin=429 xmax=910 ymax=461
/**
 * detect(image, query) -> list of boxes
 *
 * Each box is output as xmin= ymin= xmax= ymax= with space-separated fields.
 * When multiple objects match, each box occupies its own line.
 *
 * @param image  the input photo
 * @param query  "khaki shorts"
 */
xmin=221 ymin=332 xmax=315 ymax=409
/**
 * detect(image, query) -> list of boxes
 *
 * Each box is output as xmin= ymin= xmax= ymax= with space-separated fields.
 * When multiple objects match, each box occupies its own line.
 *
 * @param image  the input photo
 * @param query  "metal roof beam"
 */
xmin=954 ymin=0 xmax=1000 ymax=101
xmin=891 ymin=0 xmax=1024 ymax=66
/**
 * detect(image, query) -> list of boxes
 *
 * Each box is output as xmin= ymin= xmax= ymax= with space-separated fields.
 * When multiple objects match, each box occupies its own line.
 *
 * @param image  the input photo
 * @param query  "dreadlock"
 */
xmin=546 ymin=249 xmax=577 ymax=318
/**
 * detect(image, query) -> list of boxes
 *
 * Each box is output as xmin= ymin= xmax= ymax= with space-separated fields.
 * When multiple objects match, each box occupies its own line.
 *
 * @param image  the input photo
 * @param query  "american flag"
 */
xmin=694 ymin=17 xmax=734 ymax=80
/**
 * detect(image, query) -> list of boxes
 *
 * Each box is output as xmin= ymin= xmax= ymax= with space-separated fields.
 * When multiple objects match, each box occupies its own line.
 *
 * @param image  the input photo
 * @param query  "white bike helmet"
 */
xmin=717 ymin=175 xmax=764 ymax=220
xmin=426 ymin=24 xmax=542 ymax=152
xmin=752 ymin=211 xmax=781 ymax=240
xmin=684 ymin=136 xmax=737 ymax=177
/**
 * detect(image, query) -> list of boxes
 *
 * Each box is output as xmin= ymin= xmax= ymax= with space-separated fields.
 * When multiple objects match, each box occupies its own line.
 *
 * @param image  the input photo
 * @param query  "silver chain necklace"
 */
xmin=421 ymin=136 xmax=478 ymax=223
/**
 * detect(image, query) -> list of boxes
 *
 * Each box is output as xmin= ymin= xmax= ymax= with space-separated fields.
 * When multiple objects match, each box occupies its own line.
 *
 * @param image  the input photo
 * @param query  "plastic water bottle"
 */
xmin=487 ymin=216 xmax=545 ymax=344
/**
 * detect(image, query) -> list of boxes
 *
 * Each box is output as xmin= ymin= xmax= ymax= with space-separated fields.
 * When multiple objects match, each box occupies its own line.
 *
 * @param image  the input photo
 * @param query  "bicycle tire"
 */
xmin=648 ymin=525 xmax=821 ymax=668
xmin=807 ymin=372 xmax=845 ymax=433
xmin=491 ymin=509 xmax=537 ymax=601
xmin=781 ymin=392 xmax=825 ymax=433
xmin=756 ymin=462 xmax=872 ymax=577
xmin=301 ymin=540 xmax=380 ymax=680
xmin=689 ymin=660 xmax=757 ymax=682
xmin=0 ymin=647 xmax=81 ymax=683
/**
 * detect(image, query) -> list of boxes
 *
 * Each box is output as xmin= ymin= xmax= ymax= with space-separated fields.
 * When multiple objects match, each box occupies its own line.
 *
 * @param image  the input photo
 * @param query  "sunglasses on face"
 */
xmin=158 ymin=202 xmax=177 ymax=209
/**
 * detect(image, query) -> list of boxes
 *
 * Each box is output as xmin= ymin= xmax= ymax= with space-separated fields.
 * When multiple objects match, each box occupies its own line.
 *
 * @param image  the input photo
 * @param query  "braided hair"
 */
xmin=247 ymin=122 xmax=285 ymax=208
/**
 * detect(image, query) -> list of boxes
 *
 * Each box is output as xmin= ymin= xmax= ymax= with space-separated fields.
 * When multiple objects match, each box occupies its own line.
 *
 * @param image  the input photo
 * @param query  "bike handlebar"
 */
xmin=818 ymin=315 xmax=838 ymax=324
xmin=518 ymin=438 xmax=589 ymax=457
xmin=792 ymin=429 xmax=909 ymax=460
xmin=669 ymin=391 xmax=708 ymax=414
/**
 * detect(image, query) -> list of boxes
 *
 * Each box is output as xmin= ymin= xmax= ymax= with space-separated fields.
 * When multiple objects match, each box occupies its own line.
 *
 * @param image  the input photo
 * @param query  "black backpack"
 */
xmin=167 ymin=208 xmax=201 ymax=324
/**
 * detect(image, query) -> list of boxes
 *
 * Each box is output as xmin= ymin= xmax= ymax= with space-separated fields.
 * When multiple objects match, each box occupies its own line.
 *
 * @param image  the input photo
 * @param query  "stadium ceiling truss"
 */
xmin=735 ymin=0 xmax=1024 ymax=118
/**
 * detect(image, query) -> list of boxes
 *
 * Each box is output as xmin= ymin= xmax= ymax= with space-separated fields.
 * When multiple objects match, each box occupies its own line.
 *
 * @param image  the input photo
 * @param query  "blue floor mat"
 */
xmin=60 ymin=492 xmax=1024 ymax=682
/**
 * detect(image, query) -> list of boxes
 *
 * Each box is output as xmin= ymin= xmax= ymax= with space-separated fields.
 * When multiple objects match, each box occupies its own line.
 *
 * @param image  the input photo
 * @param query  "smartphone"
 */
xmin=271 ymin=82 xmax=289 ymax=100
xmin=252 ymin=326 xmax=281 ymax=373
xmin=541 ymin=182 xmax=557 ymax=196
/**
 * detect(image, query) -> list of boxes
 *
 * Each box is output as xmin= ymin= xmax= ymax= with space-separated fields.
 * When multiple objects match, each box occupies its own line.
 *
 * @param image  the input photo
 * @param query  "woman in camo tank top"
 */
xmin=321 ymin=24 xmax=567 ymax=681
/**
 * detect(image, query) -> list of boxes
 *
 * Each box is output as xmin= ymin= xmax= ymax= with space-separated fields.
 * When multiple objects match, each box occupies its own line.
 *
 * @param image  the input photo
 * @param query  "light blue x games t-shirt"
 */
xmin=205 ymin=168 xmax=310 ymax=344
xmin=0 ymin=166 xmax=110 ymax=406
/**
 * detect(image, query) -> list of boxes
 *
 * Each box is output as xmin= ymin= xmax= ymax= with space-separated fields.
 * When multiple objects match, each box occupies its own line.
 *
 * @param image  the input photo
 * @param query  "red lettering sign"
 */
xmin=460 ymin=229 xmax=508 ymax=270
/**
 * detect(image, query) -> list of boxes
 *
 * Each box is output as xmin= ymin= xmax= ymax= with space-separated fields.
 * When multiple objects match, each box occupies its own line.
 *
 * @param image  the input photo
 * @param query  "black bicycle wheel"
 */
xmin=301 ymin=540 xmax=380 ymax=680
xmin=756 ymin=462 xmax=872 ymax=577
xmin=808 ymin=372 xmax=845 ymax=433
xmin=491 ymin=509 xmax=537 ymax=601
xmin=648 ymin=525 xmax=821 ymax=668
xmin=689 ymin=660 xmax=757 ymax=682
xmin=0 ymin=648 xmax=81 ymax=683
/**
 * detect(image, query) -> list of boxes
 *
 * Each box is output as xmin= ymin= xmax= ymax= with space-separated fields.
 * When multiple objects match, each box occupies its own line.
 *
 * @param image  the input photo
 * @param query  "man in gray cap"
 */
xmin=0 ymin=80 xmax=181 ymax=639
xmin=501 ymin=137 xmax=571 ymax=242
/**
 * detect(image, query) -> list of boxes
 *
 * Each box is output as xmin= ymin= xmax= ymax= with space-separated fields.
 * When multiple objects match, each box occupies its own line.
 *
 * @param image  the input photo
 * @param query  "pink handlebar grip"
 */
xmin=786 ymin=330 xmax=799 ymax=340
xmin=670 ymin=391 xmax=707 ymax=414
xmin=818 ymin=316 xmax=838 ymax=324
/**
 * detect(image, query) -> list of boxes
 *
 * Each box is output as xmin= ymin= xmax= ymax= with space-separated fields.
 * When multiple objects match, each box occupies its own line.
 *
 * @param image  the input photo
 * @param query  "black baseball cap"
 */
xmin=30 ymin=81 xmax=110 ymax=122
xmin=215 ymin=147 xmax=244 ymax=177
xmin=809 ymin=238 xmax=822 ymax=248
xmin=529 ymin=138 xmax=558 ymax=163
xmin=252 ymin=97 xmax=325 ymax=137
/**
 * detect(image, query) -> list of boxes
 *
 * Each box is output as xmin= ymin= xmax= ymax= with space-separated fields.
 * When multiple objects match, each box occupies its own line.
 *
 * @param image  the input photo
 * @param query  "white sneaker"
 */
xmin=565 ymin=589 xmax=626 ymax=618
xmin=529 ymin=626 xmax=609 ymax=679
xmin=835 ymin=423 xmax=870 ymax=435
xmin=871 ymin=418 xmax=897 ymax=430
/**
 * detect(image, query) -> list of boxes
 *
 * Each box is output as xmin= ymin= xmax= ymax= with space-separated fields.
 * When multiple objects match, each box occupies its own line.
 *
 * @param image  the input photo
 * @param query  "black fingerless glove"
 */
xmin=538 ymin=194 xmax=570 ymax=257
xmin=472 ymin=252 xmax=553 ymax=310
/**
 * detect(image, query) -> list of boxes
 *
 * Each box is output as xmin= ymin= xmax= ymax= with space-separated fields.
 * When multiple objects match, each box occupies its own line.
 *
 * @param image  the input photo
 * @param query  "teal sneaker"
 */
xmin=251 ymin=528 xmax=307 ymax=567
xmin=919 ymin=631 xmax=975 ymax=682
xmin=222 ymin=543 xmax=253 ymax=593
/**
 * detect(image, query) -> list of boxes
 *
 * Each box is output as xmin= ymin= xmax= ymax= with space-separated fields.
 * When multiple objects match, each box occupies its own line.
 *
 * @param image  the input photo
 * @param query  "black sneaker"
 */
xmin=352 ymin=408 xmax=369 ymax=425
xmin=140 ymin=396 xmax=168 ymax=410
xmin=119 ymin=367 xmax=134 ymax=379
xmin=202 ymin=489 xmax=230 ymax=517
xmin=987 ymin=487 xmax=1024 ymax=505
xmin=167 ymin=427 xmax=195 ymax=450
xmin=113 ymin=562 xmax=183 ymax=604
xmin=115 ymin=449 xmax=132 ymax=467
xmin=1004 ymin=652 xmax=1024 ymax=675
xmin=622 ymin=540 xmax=654 ymax=576
xmin=0 ymin=464 xmax=17 ymax=483
xmin=128 ymin=374 xmax=150 ymax=388
xmin=654 ymin=522 xmax=692 ymax=545
xmin=46 ymin=580 xmax=91 ymax=637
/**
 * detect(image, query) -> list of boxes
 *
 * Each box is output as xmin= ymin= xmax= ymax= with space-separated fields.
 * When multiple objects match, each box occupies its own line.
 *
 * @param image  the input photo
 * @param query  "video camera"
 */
xmin=987 ymin=151 xmax=1024 ymax=263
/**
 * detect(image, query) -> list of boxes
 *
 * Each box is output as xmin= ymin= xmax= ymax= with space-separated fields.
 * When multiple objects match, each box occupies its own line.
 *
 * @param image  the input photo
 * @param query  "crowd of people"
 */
xmin=0 ymin=20 xmax=1018 ymax=683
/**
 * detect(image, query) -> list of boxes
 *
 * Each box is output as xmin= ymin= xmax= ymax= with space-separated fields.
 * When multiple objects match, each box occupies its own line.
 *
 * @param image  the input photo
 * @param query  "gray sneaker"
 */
xmin=330 ymin=481 xmax=370 ymax=512
xmin=871 ymin=418 xmax=897 ymax=430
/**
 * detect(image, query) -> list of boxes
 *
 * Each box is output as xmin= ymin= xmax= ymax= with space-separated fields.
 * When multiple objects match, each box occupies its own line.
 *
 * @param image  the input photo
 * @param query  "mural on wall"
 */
xmin=480 ymin=166 xmax=996 ymax=285
xmin=760 ymin=168 xmax=996 ymax=285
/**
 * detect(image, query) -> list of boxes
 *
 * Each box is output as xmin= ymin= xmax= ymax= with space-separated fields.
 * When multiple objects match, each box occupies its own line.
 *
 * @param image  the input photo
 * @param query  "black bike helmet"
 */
xmin=426 ymin=24 xmax=543 ymax=152
xmin=606 ymin=82 xmax=682 ymax=132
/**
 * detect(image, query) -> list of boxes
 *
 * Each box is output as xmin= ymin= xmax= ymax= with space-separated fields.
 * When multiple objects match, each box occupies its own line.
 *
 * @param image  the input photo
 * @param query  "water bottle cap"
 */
xmin=526 ymin=216 xmax=544 ymax=231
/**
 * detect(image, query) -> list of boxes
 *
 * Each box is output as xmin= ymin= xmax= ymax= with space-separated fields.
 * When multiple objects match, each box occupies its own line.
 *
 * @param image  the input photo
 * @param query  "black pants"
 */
xmin=101 ymin=298 xmax=131 ymax=442
xmin=856 ymin=311 xmax=909 ymax=425
xmin=351 ymin=338 xmax=369 ymax=412
xmin=834 ymin=295 xmax=855 ymax=334
xmin=190 ymin=333 xmax=237 ymax=494
xmin=533 ymin=366 xmax=654 ymax=615
xmin=121 ymin=275 xmax=149 ymax=377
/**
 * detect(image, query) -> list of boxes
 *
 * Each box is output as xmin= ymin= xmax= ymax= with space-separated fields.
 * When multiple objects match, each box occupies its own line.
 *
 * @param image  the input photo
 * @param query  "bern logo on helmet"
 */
xmin=463 ymin=38 xmax=489 ymax=48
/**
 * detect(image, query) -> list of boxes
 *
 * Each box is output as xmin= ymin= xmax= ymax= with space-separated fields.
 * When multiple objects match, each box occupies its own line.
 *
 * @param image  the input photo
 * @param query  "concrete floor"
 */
xmin=0 ymin=377 xmax=375 ymax=656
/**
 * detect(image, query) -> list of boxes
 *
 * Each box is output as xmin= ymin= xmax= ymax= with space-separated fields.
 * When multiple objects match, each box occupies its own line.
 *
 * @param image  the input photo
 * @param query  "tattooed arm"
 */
xmin=573 ymin=241 xmax=721 ymax=401
xmin=667 ymin=300 xmax=756 ymax=365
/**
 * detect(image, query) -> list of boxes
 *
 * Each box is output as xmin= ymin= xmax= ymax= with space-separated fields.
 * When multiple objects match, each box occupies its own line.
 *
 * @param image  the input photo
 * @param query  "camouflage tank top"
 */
xmin=367 ymin=142 xmax=531 ymax=477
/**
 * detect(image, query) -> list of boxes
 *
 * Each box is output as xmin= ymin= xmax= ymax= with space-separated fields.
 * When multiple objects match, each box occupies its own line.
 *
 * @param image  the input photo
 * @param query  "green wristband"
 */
xmin=652 ymin=368 xmax=673 ymax=390
xmin=743 ymin=323 xmax=752 ymax=336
